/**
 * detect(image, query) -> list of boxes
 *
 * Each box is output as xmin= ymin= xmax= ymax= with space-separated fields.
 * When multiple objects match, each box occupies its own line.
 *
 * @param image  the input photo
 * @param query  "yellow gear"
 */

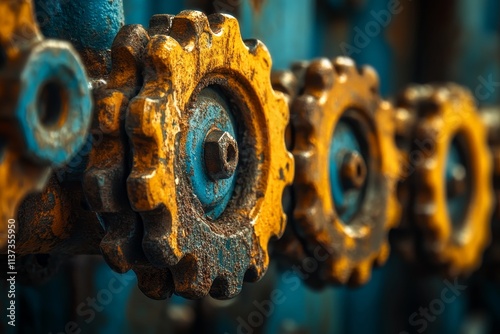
xmin=126 ymin=11 xmax=293 ymax=298
xmin=397 ymin=84 xmax=493 ymax=276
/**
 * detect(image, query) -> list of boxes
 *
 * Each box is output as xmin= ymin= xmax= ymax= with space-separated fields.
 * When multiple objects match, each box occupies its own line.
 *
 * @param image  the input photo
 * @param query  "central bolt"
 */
xmin=204 ymin=128 xmax=239 ymax=181
xmin=340 ymin=151 xmax=367 ymax=190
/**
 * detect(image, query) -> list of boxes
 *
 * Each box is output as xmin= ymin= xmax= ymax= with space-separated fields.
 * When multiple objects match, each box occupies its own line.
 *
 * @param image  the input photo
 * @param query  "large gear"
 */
xmin=126 ymin=11 xmax=293 ymax=299
xmin=395 ymin=84 xmax=493 ymax=277
xmin=0 ymin=0 xmax=92 ymax=250
xmin=290 ymin=57 xmax=400 ymax=285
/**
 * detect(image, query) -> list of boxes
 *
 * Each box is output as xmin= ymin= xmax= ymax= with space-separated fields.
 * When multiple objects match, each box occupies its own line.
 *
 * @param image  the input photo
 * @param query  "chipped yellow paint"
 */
xmin=126 ymin=11 xmax=293 ymax=286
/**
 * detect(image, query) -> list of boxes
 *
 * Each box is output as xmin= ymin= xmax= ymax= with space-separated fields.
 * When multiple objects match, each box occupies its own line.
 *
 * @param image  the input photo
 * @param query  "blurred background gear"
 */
xmin=0 ymin=0 xmax=92 ymax=251
xmin=393 ymin=84 xmax=493 ymax=277
xmin=282 ymin=57 xmax=400 ymax=286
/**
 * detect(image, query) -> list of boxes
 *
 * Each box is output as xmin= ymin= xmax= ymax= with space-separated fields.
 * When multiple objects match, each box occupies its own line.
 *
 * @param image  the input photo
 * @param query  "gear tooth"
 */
xmin=349 ymin=260 xmax=372 ymax=286
xmin=360 ymin=65 xmax=380 ymax=93
xmin=136 ymin=267 xmax=174 ymax=300
xmin=375 ymin=242 xmax=390 ymax=266
xmin=142 ymin=226 xmax=181 ymax=267
xmin=100 ymin=235 xmax=132 ymax=273
xmin=172 ymin=255 xmax=212 ymax=299
xmin=332 ymin=56 xmax=356 ymax=77
xmin=126 ymin=171 xmax=156 ymax=212
xmin=271 ymin=70 xmax=298 ymax=100
xmin=148 ymin=14 xmax=174 ymax=36
xmin=398 ymin=85 xmax=421 ymax=107
xmin=291 ymin=60 xmax=310 ymax=75
xmin=169 ymin=10 xmax=211 ymax=49
xmin=291 ymin=95 xmax=319 ymax=132
xmin=244 ymin=39 xmax=273 ymax=71
xmin=208 ymin=12 xmax=239 ymax=34
xmin=329 ymin=258 xmax=351 ymax=284
xmin=111 ymin=24 xmax=149 ymax=65
xmin=210 ymin=274 xmax=244 ymax=299
xmin=304 ymin=58 xmax=334 ymax=96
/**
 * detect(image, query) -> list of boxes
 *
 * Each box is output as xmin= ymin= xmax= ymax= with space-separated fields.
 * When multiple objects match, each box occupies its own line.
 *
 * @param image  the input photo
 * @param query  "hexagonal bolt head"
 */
xmin=204 ymin=129 xmax=239 ymax=181
xmin=341 ymin=151 xmax=367 ymax=190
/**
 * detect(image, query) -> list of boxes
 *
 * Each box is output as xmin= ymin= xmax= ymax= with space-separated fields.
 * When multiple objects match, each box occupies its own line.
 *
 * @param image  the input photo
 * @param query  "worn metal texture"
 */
xmin=16 ymin=176 xmax=103 ymax=254
xmin=0 ymin=0 xmax=92 ymax=251
xmin=126 ymin=11 xmax=294 ymax=299
xmin=395 ymin=84 xmax=493 ymax=277
xmin=289 ymin=57 xmax=400 ymax=286
xmin=34 ymin=0 xmax=125 ymax=77
xmin=82 ymin=22 xmax=173 ymax=300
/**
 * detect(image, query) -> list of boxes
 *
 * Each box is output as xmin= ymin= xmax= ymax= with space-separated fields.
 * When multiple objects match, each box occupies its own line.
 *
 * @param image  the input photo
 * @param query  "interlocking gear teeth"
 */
xmin=402 ymin=84 xmax=493 ymax=277
xmin=126 ymin=11 xmax=293 ymax=299
xmin=81 ymin=24 xmax=173 ymax=299
xmin=83 ymin=24 xmax=150 ymax=273
xmin=291 ymin=57 xmax=401 ymax=286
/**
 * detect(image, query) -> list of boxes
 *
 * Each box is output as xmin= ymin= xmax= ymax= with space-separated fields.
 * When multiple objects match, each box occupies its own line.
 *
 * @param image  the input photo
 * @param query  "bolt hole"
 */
xmin=37 ymin=80 xmax=68 ymax=129
xmin=226 ymin=144 xmax=237 ymax=163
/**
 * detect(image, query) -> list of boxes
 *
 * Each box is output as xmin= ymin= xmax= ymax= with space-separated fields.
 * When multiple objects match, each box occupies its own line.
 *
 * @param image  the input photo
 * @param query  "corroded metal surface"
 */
xmin=395 ymin=84 xmax=493 ymax=277
xmin=82 ymin=23 xmax=174 ymax=300
xmin=126 ymin=11 xmax=294 ymax=299
xmin=284 ymin=57 xmax=400 ymax=285
xmin=0 ymin=0 xmax=92 ymax=250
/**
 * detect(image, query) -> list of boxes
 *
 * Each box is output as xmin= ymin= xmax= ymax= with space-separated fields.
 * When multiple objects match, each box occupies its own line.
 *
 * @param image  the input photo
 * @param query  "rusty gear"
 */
xmin=396 ymin=84 xmax=493 ymax=277
xmin=82 ymin=23 xmax=174 ymax=300
xmin=0 ymin=0 xmax=91 ymax=250
xmin=126 ymin=11 xmax=293 ymax=299
xmin=290 ymin=57 xmax=400 ymax=285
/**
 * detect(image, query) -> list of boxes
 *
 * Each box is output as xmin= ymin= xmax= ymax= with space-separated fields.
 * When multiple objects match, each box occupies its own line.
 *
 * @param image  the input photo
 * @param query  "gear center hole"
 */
xmin=37 ymin=80 xmax=68 ymax=129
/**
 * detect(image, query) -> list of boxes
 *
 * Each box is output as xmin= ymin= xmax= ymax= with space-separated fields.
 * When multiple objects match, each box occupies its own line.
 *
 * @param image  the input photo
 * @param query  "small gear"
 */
xmin=290 ymin=57 xmax=400 ymax=285
xmin=126 ymin=11 xmax=293 ymax=299
xmin=0 ymin=0 xmax=91 ymax=250
xmin=82 ymin=22 xmax=174 ymax=300
xmin=395 ymin=84 xmax=493 ymax=277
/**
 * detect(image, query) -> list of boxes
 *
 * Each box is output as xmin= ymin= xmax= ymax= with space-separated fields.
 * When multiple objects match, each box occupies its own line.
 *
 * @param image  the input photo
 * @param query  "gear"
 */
xmin=0 ymin=0 xmax=92 ymax=250
xmin=396 ymin=84 xmax=493 ymax=277
xmin=290 ymin=57 xmax=400 ymax=285
xmin=82 ymin=22 xmax=174 ymax=300
xmin=126 ymin=11 xmax=293 ymax=299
